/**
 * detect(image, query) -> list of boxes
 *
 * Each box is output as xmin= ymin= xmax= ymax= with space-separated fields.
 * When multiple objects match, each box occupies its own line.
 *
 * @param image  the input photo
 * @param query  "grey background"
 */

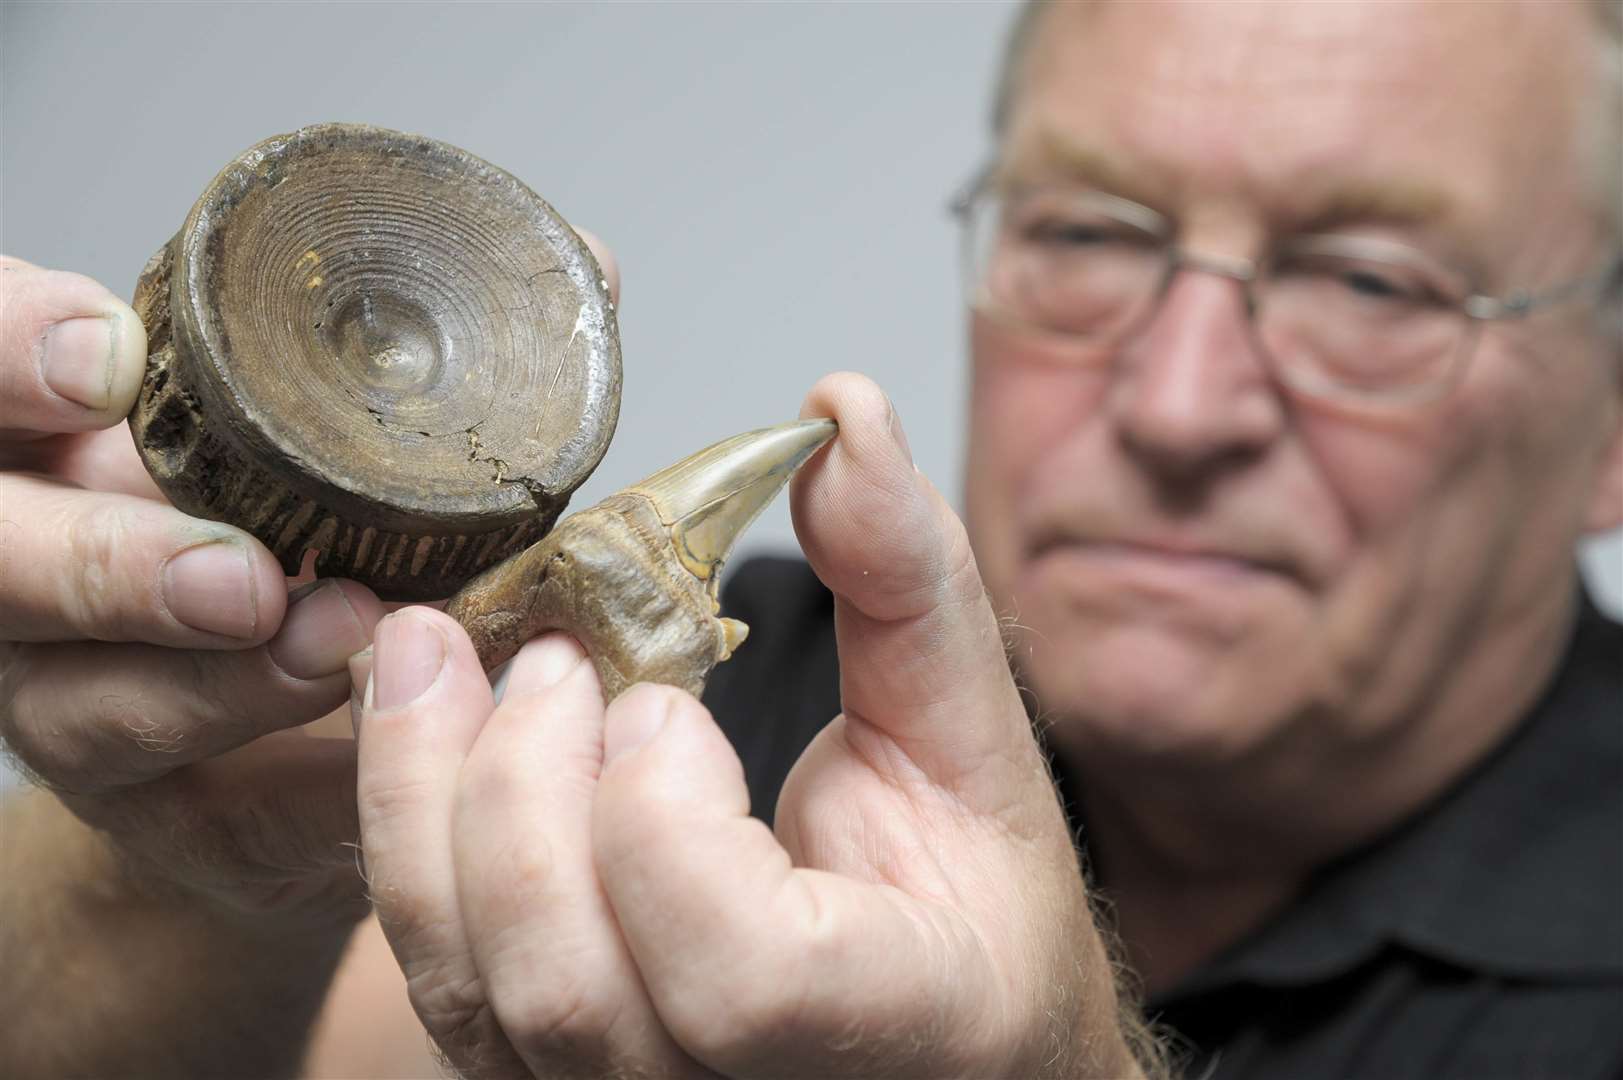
xmin=3 ymin=0 xmax=1620 ymax=612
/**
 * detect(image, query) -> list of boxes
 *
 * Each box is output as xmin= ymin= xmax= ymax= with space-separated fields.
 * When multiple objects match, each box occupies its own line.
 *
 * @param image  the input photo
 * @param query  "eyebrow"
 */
xmin=998 ymin=129 xmax=1455 ymax=231
xmin=1297 ymin=181 xmax=1454 ymax=232
xmin=996 ymin=131 xmax=1155 ymax=203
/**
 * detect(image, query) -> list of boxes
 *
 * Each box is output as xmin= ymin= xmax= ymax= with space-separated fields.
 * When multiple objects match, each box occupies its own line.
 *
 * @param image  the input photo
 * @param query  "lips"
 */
xmin=1026 ymin=530 xmax=1302 ymax=588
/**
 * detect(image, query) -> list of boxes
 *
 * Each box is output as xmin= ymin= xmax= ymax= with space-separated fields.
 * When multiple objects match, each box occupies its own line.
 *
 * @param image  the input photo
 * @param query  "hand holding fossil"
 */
xmin=355 ymin=374 xmax=1146 ymax=1080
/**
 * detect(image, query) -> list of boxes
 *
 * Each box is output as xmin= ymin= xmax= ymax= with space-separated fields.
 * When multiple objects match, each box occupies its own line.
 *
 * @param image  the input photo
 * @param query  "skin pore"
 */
xmin=964 ymin=0 xmax=1623 ymax=992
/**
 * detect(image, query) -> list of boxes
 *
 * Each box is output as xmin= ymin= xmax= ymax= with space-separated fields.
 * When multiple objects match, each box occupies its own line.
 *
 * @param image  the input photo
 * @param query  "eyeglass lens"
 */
xmin=971 ymin=191 xmax=1473 ymax=400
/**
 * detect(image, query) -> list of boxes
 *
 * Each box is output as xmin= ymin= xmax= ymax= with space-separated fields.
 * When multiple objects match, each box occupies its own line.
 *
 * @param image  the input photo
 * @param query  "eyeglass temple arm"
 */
xmin=946 ymin=161 xmax=1000 ymax=218
xmin=1465 ymin=253 xmax=1623 ymax=321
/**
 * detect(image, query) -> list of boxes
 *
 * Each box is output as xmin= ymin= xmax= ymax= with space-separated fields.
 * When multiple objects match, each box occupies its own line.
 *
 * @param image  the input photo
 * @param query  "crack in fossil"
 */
xmin=466 ymin=424 xmax=514 ymax=484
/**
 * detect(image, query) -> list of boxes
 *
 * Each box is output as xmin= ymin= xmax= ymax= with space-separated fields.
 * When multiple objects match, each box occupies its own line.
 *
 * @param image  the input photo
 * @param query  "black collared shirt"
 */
xmin=704 ymin=557 xmax=1623 ymax=1079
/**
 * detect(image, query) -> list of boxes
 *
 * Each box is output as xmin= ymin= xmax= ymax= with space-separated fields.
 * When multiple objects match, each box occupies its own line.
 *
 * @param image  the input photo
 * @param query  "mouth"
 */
xmin=1027 ymin=533 xmax=1299 ymax=589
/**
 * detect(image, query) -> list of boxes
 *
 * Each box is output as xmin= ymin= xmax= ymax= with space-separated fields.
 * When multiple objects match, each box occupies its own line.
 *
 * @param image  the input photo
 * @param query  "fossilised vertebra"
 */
xmin=129 ymin=123 xmax=619 ymax=600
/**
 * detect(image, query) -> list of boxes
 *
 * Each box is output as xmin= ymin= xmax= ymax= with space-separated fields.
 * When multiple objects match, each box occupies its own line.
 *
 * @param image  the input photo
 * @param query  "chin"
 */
xmin=1012 ymin=609 xmax=1311 ymax=766
xmin=998 ymin=544 xmax=1330 ymax=760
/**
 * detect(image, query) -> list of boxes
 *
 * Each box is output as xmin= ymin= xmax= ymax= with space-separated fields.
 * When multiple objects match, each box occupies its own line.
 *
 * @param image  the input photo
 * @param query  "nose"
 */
xmin=1107 ymin=265 xmax=1285 ymax=483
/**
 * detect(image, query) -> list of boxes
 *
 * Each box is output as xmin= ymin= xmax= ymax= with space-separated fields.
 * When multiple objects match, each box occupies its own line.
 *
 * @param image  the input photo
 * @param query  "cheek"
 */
xmin=963 ymin=322 xmax=1106 ymax=606
xmin=1293 ymin=366 xmax=1571 ymax=592
xmin=1293 ymin=407 xmax=1446 ymax=543
xmin=1286 ymin=366 xmax=1574 ymax=720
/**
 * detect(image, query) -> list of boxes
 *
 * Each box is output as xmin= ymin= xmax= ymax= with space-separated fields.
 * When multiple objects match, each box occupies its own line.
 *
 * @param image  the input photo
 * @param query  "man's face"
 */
xmin=964 ymin=0 xmax=1621 ymax=768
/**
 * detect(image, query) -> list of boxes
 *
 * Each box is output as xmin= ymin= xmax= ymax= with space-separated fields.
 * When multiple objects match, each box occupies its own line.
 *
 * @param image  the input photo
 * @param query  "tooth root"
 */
xmin=718 ymin=617 xmax=750 ymax=660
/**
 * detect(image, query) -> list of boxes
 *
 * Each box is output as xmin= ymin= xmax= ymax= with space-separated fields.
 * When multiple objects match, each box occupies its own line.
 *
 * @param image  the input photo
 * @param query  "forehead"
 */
xmin=1006 ymin=0 xmax=1594 ymax=264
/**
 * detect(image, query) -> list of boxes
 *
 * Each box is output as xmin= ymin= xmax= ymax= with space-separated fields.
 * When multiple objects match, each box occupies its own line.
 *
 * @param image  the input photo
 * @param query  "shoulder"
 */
xmin=1160 ymin=600 xmax=1623 ymax=1078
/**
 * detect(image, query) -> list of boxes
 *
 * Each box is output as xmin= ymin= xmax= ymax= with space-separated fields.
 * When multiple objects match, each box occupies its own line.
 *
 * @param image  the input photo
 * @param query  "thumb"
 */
xmin=789 ymin=373 xmax=1041 ymax=806
xmin=0 ymin=256 xmax=147 ymax=439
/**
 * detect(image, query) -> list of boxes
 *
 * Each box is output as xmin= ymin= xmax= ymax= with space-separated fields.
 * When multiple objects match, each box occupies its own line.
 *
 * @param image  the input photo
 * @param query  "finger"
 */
xmin=0 ymin=257 xmax=147 ymax=438
xmin=1 ymin=579 xmax=383 ymax=793
xmin=1 ymin=422 xmax=168 ymax=502
xmin=452 ymin=634 xmax=694 ymax=1078
xmin=354 ymin=607 xmax=530 ymax=1076
xmin=0 ymin=473 xmax=289 ymax=647
xmin=790 ymin=373 xmax=1039 ymax=801
xmin=594 ymin=685 xmax=990 ymax=1077
xmin=573 ymin=227 xmax=621 ymax=308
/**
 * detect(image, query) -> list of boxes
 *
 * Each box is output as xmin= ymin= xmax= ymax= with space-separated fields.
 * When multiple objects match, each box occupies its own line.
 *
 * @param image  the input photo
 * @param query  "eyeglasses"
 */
xmin=950 ymin=176 xmax=1623 ymax=407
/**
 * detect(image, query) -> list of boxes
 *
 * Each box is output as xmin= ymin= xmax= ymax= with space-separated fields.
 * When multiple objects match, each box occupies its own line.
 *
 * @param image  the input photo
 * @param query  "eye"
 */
xmin=1028 ymin=220 xmax=1115 ymax=247
xmin=1338 ymin=267 xmax=1408 ymax=300
xmin=1276 ymin=248 xmax=1453 ymax=309
xmin=1012 ymin=214 xmax=1160 ymax=254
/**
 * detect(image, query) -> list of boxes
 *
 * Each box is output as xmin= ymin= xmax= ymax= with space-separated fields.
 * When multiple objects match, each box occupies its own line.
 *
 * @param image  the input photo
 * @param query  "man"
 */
xmin=2 ymin=1 xmax=1619 ymax=1077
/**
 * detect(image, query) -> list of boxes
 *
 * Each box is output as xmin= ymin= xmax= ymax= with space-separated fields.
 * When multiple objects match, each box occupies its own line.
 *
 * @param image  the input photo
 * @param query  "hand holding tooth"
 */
xmin=356 ymin=374 xmax=1146 ymax=1080
xmin=445 ymin=419 xmax=835 ymax=698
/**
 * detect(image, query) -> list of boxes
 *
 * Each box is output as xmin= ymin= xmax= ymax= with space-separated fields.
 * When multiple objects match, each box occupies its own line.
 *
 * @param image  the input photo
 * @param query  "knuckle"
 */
xmin=902 ymin=509 xmax=981 ymax=614
xmin=0 ymin=645 xmax=51 ymax=786
xmin=664 ymin=911 xmax=861 ymax=1068
xmin=499 ymin=973 xmax=622 ymax=1063
xmin=369 ymin=882 xmax=445 ymax=955
xmin=663 ymin=954 xmax=799 ymax=1065
xmin=0 ymin=644 xmax=214 ymax=794
xmin=3 ymin=263 xmax=111 ymax=320
xmin=940 ymin=516 xmax=988 ymax=609
xmin=178 ymin=647 xmax=247 ymax=733
xmin=456 ymin=747 xmax=531 ymax=813
xmin=0 ymin=264 xmax=96 ymax=369
xmin=357 ymin=773 xmax=439 ymax=834
xmin=405 ymin=965 xmax=504 ymax=1058
xmin=2 ymin=666 xmax=169 ymax=794
xmin=414 ymin=975 xmax=487 ymax=1036
xmin=0 ymin=645 xmax=89 ymax=788
xmin=0 ymin=262 xmax=46 ymax=346
xmin=60 ymin=500 xmax=144 ymax=640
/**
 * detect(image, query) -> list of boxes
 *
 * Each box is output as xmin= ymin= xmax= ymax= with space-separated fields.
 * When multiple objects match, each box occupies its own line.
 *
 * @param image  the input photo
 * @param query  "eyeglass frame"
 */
xmin=947 ymin=163 xmax=1623 ymax=406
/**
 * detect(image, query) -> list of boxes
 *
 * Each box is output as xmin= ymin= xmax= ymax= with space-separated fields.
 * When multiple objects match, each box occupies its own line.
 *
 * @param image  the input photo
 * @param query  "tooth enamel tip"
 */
xmin=625 ymin=418 xmax=837 ymax=582
xmin=719 ymin=617 xmax=750 ymax=659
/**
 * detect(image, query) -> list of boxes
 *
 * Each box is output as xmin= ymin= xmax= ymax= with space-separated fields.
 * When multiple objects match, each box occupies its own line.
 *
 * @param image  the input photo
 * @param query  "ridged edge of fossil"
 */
xmin=128 ymin=238 xmax=554 ymax=601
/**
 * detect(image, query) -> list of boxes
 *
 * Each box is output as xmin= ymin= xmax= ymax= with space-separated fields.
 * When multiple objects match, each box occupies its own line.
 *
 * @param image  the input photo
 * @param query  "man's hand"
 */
xmin=0 ymin=254 xmax=386 ymax=926
xmin=355 ymin=373 xmax=1146 ymax=1078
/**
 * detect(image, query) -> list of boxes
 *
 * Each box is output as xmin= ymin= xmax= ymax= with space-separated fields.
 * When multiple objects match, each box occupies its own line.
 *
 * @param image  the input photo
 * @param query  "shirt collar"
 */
xmin=1155 ymin=593 xmax=1623 ymax=1004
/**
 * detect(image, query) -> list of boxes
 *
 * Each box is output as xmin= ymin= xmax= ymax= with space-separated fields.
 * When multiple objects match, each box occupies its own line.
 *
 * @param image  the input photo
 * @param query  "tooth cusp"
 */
xmin=718 ymin=617 xmax=750 ymax=661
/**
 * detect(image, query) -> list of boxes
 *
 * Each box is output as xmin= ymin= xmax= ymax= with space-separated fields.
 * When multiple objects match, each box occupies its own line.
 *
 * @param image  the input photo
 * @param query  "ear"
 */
xmin=1583 ymin=376 xmax=1623 ymax=533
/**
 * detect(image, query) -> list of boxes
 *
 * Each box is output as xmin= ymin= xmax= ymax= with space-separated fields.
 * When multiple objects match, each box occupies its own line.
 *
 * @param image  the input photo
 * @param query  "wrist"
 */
xmin=3 ymin=790 xmax=362 ymax=1079
xmin=52 ymin=786 xmax=370 ymax=942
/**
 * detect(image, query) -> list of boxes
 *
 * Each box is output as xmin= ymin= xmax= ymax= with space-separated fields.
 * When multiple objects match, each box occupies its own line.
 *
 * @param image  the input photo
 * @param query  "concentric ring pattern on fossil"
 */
xmin=131 ymin=124 xmax=622 ymax=598
xmin=176 ymin=124 xmax=619 ymax=526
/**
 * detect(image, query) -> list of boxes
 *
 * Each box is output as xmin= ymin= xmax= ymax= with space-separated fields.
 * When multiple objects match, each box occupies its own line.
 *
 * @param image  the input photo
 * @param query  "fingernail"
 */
xmin=603 ymin=685 xmax=674 ymax=764
xmin=41 ymin=315 xmax=119 ymax=410
xmin=503 ymin=633 xmax=588 ymax=699
xmin=161 ymin=539 xmax=259 ymax=639
xmin=348 ymin=646 xmax=374 ymax=735
xmin=372 ymin=611 xmax=446 ymax=710
xmin=267 ymin=580 xmax=369 ymax=680
xmin=887 ymin=398 xmax=914 ymax=467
